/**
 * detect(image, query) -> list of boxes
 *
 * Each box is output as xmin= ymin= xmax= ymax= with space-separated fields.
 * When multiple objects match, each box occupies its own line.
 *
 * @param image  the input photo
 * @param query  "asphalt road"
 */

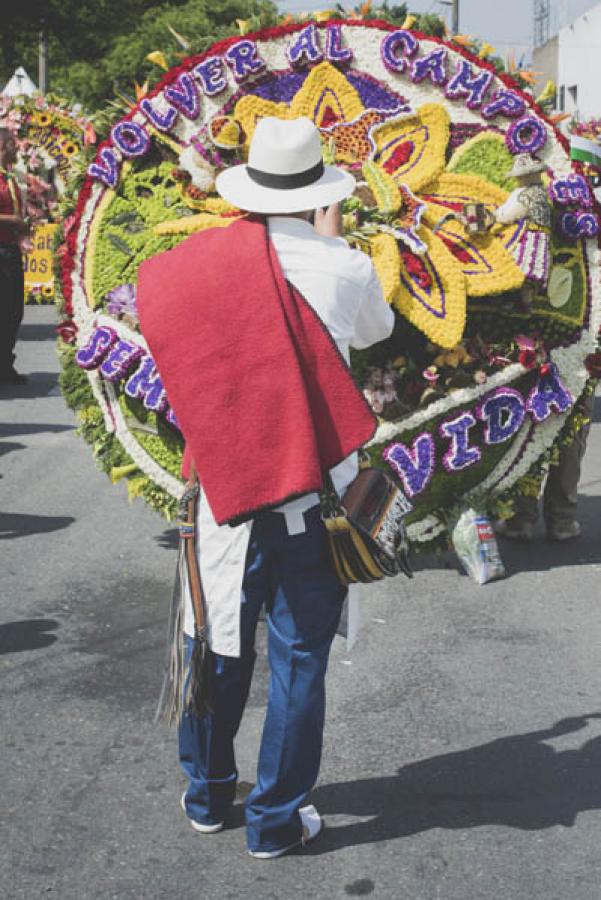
xmin=2 ymin=306 xmax=601 ymax=900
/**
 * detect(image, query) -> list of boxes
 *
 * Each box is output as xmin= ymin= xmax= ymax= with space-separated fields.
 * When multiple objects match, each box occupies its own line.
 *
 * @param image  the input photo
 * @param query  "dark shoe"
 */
xmin=0 ymin=369 xmax=28 ymax=385
xmin=495 ymin=519 xmax=535 ymax=542
xmin=547 ymin=521 xmax=581 ymax=541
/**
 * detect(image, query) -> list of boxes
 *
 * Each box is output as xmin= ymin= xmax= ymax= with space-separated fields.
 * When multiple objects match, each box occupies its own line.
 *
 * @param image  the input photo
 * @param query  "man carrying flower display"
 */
xmin=0 ymin=127 xmax=28 ymax=384
xmin=138 ymin=117 xmax=394 ymax=858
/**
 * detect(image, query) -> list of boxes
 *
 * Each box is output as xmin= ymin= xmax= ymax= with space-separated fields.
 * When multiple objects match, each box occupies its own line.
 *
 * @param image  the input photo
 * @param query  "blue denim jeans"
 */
xmin=178 ymin=504 xmax=346 ymax=852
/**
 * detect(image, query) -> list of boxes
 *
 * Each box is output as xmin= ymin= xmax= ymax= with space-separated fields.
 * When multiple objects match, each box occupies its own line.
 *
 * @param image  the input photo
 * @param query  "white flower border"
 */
xmin=67 ymin=25 xmax=600 ymax=527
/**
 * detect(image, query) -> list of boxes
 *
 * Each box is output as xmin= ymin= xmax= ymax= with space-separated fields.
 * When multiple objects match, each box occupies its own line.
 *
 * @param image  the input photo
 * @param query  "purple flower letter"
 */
xmin=287 ymin=24 xmax=323 ymax=67
xmin=527 ymin=365 xmax=573 ymax=423
xmin=410 ymin=48 xmax=448 ymax=86
xmin=440 ymin=412 xmax=481 ymax=471
xmin=559 ymin=210 xmax=599 ymax=240
xmin=380 ymin=30 xmax=419 ymax=74
xmin=99 ymin=340 xmax=144 ymax=382
xmin=140 ymin=97 xmax=178 ymax=132
xmin=325 ymin=24 xmax=353 ymax=64
xmin=194 ymin=57 xmax=227 ymax=96
xmin=165 ymin=73 xmax=202 ymax=120
xmin=88 ymin=147 xmax=120 ymax=189
xmin=445 ymin=60 xmax=493 ymax=109
xmin=477 ymin=387 xmax=526 ymax=444
xmin=225 ymin=40 xmax=266 ymax=83
xmin=111 ymin=121 xmax=151 ymax=159
xmin=76 ymin=326 xmax=118 ymax=370
xmin=506 ymin=116 xmax=547 ymax=155
xmin=549 ymin=174 xmax=593 ymax=208
xmin=482 ymin=89 xmax=526 ymax=119
xmin=383 ymin=432 xmax=435 ymax=498
xmin=124 ymin=355 xmax=168 ymax=412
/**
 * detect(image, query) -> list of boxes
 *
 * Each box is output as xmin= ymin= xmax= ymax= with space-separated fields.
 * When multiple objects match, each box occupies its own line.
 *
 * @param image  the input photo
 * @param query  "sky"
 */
xmin=275 ymin=0 xmax=599 ymax=63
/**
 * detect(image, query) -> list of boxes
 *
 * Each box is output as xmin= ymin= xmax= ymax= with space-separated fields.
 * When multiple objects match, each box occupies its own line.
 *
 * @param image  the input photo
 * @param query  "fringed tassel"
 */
xmin=155 ymin=541 xmax=188 ymax=725
xmin=183 ymin=625 xmax=213 ymax=718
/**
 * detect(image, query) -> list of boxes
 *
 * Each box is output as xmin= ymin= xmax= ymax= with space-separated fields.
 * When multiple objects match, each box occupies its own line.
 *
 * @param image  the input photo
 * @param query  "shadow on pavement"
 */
xmin=0 ymin=440 xmax=26 ymax=459
xmin=0 ymin=422 xmax=73 ymax=438
xmin=592 ymin=394 xmax=601 ymax=424
xmin=18 ymin=321 xmax=57 ymax=341
xmin=0 ymin=618 xmax=59 ymax=654
xmin=0 ymin=512 xmax=75 ymax=539
xmin=0 ymin=372 xmax=58 ymax=400
xmin=155 ymin=529 xmax=179 ymax=550
xmin=312 ymin=713 xmax=601 ymax=853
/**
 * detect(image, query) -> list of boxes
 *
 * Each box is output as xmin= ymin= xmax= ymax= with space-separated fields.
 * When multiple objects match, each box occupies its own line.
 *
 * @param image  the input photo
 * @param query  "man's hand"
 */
xmin=313 ymin=202 xmax=343 ymax=238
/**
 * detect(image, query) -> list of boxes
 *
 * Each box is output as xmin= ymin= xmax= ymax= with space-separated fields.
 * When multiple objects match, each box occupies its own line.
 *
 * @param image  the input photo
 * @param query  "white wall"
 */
xmin=556 ymin=2 xmax=601 ymax=119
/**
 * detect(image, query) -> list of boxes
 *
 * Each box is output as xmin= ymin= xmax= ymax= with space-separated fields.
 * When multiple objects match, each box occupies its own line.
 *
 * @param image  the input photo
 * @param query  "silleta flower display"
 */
xmin=58 ymin=19 xmax=601 ymax=543
xmin=0 ymin=93 xmax=90 ymax=302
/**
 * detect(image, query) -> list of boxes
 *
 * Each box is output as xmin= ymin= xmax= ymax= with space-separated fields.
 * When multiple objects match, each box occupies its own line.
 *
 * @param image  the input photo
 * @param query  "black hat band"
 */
xmin=246 ymin=159 xmax=325 ymax=190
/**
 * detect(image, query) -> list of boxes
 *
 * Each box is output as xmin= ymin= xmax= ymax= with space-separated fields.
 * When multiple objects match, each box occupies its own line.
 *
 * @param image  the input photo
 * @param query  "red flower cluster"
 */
xmin=585 ymin=352 xmax=601 ymax=378
xmin=401 ymin=248 xmax=433 ymax=290
xmin=56 ymin=319 xmax=78 ymax=344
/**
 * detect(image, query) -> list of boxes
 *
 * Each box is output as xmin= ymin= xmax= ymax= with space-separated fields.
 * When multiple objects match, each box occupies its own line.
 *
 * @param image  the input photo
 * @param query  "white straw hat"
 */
xmin=215 ymin=116 xmax=356 ymax=214
xmin=506 ymin=153 xmax=546 ymax=179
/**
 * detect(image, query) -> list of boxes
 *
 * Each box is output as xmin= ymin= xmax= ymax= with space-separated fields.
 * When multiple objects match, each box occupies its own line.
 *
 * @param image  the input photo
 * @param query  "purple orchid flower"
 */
xmin=106 ymin=283 xmax=137 ymax=319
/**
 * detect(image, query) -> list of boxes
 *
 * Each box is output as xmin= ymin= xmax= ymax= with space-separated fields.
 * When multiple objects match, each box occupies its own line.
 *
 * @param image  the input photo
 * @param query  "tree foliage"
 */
xmin=1 ymin=0 xmax=278 ymax=108
xmin=2 ymin=1 xmax=446 ymax=111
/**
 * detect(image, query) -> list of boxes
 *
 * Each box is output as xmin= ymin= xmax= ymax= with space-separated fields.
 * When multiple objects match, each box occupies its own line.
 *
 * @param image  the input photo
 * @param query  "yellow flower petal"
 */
xmin=478 ymin=42 xmax=496 ymax=58
xmin=393 ymin=228 xmax=467 ymax=349
xmin=370 ymin=103 xmax=450 ymax=193
xmin=369 ymin=232 xmax=400 ymax=303
xmin=429 ymin=216 xmax=524 ymax=298
xmin=146 ymin=51 xmax=169 ymax=71
xmin=153 ymin=212 xmax=241 ymax=236
xmin=290 ymin=61 xmax=365 ymax=125
xmin=313 ymin=10 xmax=335 ymax=22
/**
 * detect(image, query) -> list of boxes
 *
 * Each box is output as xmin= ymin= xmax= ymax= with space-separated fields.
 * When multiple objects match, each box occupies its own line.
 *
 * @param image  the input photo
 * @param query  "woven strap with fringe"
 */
xmin=156 ymin=463 xmax=213 ymax=724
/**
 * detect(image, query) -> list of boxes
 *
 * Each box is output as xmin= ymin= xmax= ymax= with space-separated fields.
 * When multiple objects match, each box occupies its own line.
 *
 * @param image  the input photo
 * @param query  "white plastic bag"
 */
xmin=450 ymin=508 xmax=506 ymax=585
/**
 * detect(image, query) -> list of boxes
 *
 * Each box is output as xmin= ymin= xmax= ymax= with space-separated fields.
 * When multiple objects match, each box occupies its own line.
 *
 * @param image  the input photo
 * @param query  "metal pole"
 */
xmin=38 ymin=22 xmax=48 ymax=94
xmin=452 ymin=0 xmax=459 ymax=35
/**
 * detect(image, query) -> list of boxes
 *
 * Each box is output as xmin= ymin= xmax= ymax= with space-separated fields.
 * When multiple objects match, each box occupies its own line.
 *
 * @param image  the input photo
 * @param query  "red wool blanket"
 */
xmin=137 ymin=217 xmax=376 ymax=525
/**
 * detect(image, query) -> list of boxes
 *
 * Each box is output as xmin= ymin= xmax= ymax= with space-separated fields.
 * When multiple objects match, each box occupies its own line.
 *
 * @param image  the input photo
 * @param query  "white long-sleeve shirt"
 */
xmin=185 ymin=216 xmax=395 ymax=655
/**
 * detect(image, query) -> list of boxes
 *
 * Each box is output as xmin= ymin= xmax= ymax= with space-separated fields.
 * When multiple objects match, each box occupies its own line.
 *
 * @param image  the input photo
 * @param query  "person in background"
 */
xmin=0 ymin=127 xmax=28 ymax=385
xmin=496 ymin=394 xmax=594 ymax=542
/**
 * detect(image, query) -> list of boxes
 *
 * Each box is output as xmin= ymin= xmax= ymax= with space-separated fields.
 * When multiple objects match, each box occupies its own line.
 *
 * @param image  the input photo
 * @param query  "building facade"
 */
xmin=534 ymin=1 xmax=601 ymax=120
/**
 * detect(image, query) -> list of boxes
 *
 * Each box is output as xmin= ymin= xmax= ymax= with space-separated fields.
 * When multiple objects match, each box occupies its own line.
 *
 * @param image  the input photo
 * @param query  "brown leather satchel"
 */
xmin=320 ymin=468 xmax=413 ymax=585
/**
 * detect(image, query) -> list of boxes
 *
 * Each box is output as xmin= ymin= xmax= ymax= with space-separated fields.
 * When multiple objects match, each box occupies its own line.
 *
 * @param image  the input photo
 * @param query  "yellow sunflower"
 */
xmin=60 ymin=140 xmax=79 ymax=158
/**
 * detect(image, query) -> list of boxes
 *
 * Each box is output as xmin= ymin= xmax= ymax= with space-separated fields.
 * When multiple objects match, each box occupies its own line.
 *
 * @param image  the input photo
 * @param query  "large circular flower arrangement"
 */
xmin=58 ymin=20 xmax=601 ymax=543
xmin=0 ymin=92 xmax=90 ymax=302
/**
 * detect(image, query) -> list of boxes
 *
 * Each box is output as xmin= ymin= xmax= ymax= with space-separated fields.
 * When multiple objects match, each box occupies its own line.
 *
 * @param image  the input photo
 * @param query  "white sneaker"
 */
xmin=547 ymin=520 xmax=581 ymax=541
xmin=248 ymin=804 xmax=323 ymax=859
xmin=180 ymin=791 xmax=224 ymax=834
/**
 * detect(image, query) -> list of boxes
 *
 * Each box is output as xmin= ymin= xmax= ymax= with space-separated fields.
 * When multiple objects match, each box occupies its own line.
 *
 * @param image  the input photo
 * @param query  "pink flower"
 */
xmin=422 ymin=365 xmax=439 ymax=384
